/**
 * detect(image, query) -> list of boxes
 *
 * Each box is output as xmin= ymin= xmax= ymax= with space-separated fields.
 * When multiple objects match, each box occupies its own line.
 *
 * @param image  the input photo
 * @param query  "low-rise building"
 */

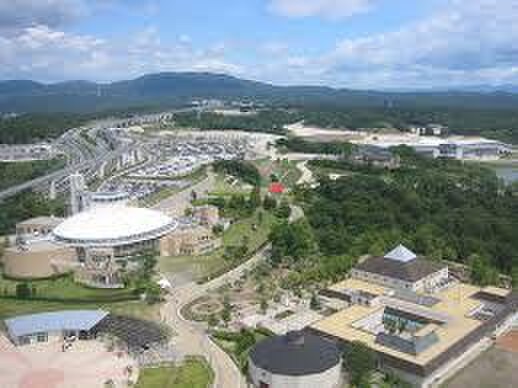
xmin=351 ymin=245 xmax=449 ymax=293
xmin=350 ymin=145 xmax=401 ymax=169
xmin=193 ymin=205 xmax=220 ymax=227
xmin=160 ymin=225 xmax=221 ymax=256
xmin=15 ymin=216 xmax=64 ymax=239
xmin=4 ymin=310 xmax=108 ymax=346
xmin=311 ymin=245 xmax=518 ymax=387
xmin=2 ymin=239 xmax=75 ymax=279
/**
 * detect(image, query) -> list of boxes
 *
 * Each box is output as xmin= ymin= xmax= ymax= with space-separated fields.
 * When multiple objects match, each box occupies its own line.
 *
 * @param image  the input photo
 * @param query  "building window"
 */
xmin=19 ymin=336 xmax=31 ymax=345
xmin=36 ymin=332 xmax=48 ymax=342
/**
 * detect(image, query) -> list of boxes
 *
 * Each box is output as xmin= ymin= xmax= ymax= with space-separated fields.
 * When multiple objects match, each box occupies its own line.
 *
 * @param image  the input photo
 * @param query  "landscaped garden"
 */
xmin=211 ymin=328 xmax=273 ymax=372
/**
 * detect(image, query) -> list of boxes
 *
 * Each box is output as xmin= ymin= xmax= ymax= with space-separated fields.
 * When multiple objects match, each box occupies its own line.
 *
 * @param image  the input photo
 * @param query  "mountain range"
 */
xmin=1 ymin=72 xmax=518 ymax=113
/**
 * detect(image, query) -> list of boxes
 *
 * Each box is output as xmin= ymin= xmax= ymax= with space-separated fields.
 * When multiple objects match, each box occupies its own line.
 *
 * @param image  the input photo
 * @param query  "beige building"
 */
xmin=160 ymin=225 xmax=221 ymax=257
xmin=2 ymin=240 xmax=75 ymax=279
xmin=15 ymin=216 xmax=64 ymax=238
xmin=312 ymin=245 xmax=518 ymax=387
xmin=193 ymin=205 xmax=220 ymax=227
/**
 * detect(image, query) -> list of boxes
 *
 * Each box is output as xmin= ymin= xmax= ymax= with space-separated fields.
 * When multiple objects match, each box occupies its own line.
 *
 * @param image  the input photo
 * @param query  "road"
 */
xmin=152 ymin=168 xmax=216 ymax=216
xmin=161 ymin=244 xmax=272 ymax=388
xmin=0 ymin=143 xmax=132 ymax=201
xmin=159 ymin=202 xmax=303 ymax=387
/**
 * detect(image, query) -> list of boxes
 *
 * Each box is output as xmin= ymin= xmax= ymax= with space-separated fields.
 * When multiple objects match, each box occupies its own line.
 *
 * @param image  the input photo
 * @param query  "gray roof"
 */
xmin=17 ymin=216 xmax=64 ymax=227
xmin=356 ymin=255 xmax=446 ymax=283
xmin=249 ymin=331 xmax=340 ymax=376
xmin=5 ymin=310 xmax=109 ymax=338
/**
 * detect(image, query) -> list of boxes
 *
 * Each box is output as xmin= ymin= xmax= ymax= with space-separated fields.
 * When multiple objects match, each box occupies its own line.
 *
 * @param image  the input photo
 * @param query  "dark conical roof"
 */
xmin=249 ymin=331 xmax=340 ymax=376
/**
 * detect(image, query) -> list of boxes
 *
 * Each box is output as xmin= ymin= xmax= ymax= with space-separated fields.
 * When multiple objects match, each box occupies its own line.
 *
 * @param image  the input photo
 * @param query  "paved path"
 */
xmin=153 ymin=169 xmax=216 ymax=216
xmin=161 ymin=245 xmax=271 ymax=388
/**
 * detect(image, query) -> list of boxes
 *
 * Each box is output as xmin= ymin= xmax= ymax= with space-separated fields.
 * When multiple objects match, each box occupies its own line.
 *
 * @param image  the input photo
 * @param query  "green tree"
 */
xmin=470 ymin=254 xmax=499 ymax=286
xmin=512 ymin=264 xmax=518 ymax=289
xmin=310 ymin=294 xmax=321 ymax=310
xmin=276 ymin=200 xmax=291 ymax=219
xmin=250 ymin=186 xmax=262 ymax=209
xmin=263 ymin=195 xmax=277 ymax=210
xmin=269 ymin=220 xmax=316 ymax=264
xmin=15 ymin=283 xmax=32 ymax=299
xmin=344 ymin=341 xmax=376 ymax=387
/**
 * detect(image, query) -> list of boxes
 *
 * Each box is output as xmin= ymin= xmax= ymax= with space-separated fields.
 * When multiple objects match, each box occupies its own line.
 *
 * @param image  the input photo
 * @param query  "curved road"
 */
xmin=159 ymin=200 xmax=304 ymax=387
xmin=161 ymin=245 xmax=272 ymax=388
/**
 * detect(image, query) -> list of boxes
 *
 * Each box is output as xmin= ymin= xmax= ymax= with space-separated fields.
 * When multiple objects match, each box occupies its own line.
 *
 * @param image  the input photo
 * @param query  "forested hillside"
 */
xmin=0 ymin=114 xmax=85 ymax=144
xmin=302 ymin=149 xmax=518 ymax=274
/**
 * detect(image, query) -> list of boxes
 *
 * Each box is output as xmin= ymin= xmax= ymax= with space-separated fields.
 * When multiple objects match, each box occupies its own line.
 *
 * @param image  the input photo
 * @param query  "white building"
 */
xmin=351 ymin=245 xmax=449 ymax=293
xmin=52 ymin=206 xmax=177 ymax=287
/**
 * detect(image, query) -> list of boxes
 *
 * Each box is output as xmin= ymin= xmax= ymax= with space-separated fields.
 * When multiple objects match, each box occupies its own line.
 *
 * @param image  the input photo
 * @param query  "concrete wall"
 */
xmin=249 ymin=360 xmax=341 ymax=388
xmin=3 ymin=245 xmax=75 ymax=279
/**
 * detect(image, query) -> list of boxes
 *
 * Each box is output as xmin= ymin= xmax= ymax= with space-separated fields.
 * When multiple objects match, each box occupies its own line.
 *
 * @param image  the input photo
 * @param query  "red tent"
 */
xmin=268 ymin=182 xmax=285 ymax=194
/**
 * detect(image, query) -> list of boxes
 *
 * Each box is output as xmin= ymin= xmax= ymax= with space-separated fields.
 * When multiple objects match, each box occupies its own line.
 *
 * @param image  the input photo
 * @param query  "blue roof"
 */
xmin=5 ymin=310 xmax=109 ymax=338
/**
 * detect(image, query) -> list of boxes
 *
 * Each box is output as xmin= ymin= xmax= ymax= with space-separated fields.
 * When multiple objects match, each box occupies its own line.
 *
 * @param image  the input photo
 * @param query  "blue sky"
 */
xmin=1 ymin=0 xmax=517 ymax=89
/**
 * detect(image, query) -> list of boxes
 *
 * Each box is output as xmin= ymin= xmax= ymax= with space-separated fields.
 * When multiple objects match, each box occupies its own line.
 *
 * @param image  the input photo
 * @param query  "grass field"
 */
xmin=0 ymin=274 xmax=136 ymax=301
xmin=0 ymin=274 xmax=160 ymax=320
xmin=159 ymin=210 xmax=277 ymax=282
xmin=136 ymin=357 xmax=214 ymax=388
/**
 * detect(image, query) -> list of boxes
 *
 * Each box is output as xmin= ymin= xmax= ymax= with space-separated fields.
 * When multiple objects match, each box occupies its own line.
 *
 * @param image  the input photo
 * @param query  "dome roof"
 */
xmin=249 ymin=331 xmax=340 ymax=376
xmin=53 ymin=206 xmax=176 ymax=247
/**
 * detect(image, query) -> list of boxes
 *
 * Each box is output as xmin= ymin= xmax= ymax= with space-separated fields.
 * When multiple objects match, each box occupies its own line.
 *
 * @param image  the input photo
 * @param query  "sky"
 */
xmin=1 ymin=0 xmax=518 ymax=89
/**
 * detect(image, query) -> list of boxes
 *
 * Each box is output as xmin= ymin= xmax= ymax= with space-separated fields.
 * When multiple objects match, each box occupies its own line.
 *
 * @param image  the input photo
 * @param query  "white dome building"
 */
xmin=53 ymin=206 xmax=177 ymax=287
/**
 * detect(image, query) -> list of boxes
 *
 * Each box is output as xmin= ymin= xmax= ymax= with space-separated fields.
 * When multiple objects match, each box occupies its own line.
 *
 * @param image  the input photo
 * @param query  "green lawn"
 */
xmin=0 ymin=274 xmax=136 ymax=301
xmin=159 ymin=210 xmax=277 ymax=282
xmin=0 ymin=274 xmax=161 ymax=320
xmin=136 ymin=358 xmax=214 ymax=388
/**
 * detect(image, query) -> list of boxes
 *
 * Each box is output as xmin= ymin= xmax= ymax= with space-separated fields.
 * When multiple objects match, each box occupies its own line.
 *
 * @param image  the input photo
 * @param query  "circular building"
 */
xmin=52 ymin=206 xmax=177 ymax=287
xmin=249 ymin=331 xmax=342 ymax=388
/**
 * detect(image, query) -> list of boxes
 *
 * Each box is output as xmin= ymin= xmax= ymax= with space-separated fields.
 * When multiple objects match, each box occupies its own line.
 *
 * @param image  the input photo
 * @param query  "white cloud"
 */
xmin=268 ymin=0 xmax=374 ymax=20
xmin=269 ymin=0 xmax=518 ymax=88
xmin=0 ymin=24 xmax=244 ymax=82
xmin=0 ymin=0 xmax=87 ymax=30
